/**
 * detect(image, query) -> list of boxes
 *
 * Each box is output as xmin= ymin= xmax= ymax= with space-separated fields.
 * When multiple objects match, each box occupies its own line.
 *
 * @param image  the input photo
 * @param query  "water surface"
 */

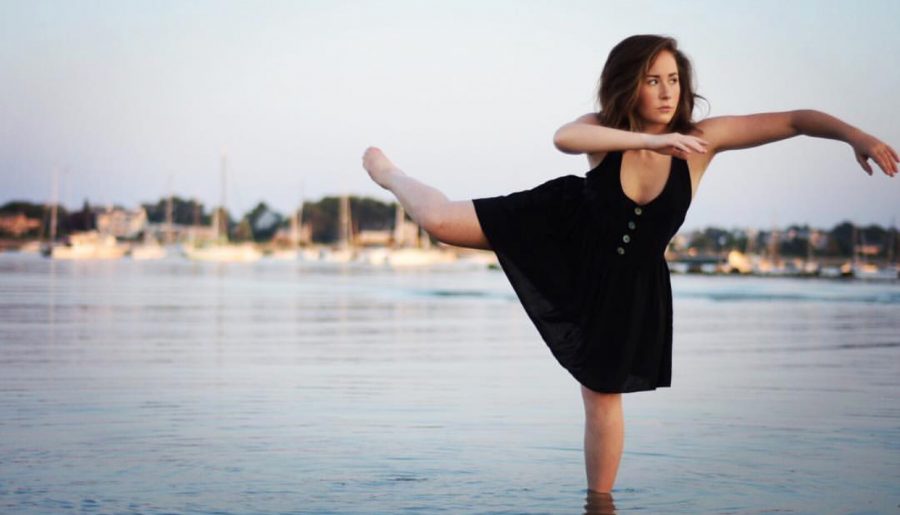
xmin=1 ymin=254 xmax=898 ymax=514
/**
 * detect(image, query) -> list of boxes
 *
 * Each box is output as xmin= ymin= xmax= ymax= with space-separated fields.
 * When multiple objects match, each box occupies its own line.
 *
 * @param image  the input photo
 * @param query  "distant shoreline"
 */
xmin=2 ymin=239 xmax=896 ymax=282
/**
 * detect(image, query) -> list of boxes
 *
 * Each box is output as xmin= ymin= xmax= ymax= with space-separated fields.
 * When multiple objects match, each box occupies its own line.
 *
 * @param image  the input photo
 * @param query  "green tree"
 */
xmin=141 ymin=197 xmax=210 ymax=225
xmin=828 ymin=221 xmax=854 ymax=257
xmin=300 ymin=196 xmax=395 ymax=243
xmin=0 ymin=201 xmax=45 ymax=219
xmin=244 ymin=201 xmax=284 ymax=242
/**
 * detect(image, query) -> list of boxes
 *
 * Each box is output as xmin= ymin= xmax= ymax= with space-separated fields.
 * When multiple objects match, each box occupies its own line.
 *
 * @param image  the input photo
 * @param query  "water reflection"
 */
xmin=584 ymin=489 xmax=617 ymax=514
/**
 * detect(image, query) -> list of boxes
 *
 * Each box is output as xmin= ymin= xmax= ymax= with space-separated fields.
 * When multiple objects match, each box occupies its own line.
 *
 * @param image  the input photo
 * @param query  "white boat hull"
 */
xmin=50 ymin=232 xmax=127 ymax=260
xmin=184 ymin=244 xmax=262 ymax=263
xmin=387 ymin=248 xmax=457 ymax=268
xmin=131 ymin=245 xmax=167 ymax=261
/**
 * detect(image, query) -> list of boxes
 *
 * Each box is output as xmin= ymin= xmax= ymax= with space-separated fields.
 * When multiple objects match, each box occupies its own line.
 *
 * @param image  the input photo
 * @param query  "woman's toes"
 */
xmin=362 ymin=147 xmax=397 ymax=189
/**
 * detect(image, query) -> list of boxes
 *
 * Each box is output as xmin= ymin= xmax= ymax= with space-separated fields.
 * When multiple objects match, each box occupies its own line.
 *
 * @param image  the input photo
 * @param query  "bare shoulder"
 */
xmin=575 ymin=112 xmax=602 ymax=125
xmin=693 ymin=116 xmax=724 ymax=131
xmin=692 ymin=116 xmax=728 ymax=147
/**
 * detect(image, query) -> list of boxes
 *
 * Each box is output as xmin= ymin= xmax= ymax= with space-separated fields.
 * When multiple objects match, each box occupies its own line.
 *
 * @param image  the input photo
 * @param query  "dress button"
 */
xmin=622 ymin=234 xmax=630 ymax=243
xmin=634 ymin=207 xmax=643 ymax=216
xmin=617 ymin=246 xmax=625 ymax=255
xmin=628 ymin=221 xmax=636 ymax=230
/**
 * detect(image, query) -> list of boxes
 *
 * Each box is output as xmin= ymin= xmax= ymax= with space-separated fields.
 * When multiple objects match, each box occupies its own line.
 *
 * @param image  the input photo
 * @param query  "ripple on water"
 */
xmin=0 ymin=258 xmax=898 ymax=513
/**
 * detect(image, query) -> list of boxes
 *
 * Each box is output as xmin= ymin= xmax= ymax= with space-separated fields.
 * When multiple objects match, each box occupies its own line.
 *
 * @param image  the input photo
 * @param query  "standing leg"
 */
xmin=362 ymin=147 xmax=491 ymax=250
xmin=581 ymin=385 xmax=624 ymax=493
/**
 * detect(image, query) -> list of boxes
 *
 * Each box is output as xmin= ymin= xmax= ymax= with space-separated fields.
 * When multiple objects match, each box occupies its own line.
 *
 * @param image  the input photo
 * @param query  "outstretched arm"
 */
xmin=700 ymin=110 xmax=898 ymax=176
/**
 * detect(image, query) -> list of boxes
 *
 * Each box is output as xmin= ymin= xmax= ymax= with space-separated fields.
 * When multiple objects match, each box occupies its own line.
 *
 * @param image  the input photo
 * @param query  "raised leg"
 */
xmin=581 ymin=385 xmax=624 ymax=493
xmin=362 ymin=147 xmax=491 ymax=250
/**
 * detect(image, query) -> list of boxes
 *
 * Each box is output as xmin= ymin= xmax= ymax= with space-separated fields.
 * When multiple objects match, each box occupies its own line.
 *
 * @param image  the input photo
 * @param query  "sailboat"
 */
xmin=43 ymin=169 xmax=128 ymax=260
xmin=183 ymin=154 xmax=262 ymax=263
xmin=801 ymin=228 xmax=821 ymax=276
xmin=319 ymin=194 xmax=355 ymax=263
xmin=270 ymin=203 xmax=303 ymax=260
xmin=132 ymin=183 xmax=175 ymax=260
xmin=381 ymin=204 xmax=458 ymax=268
xmin=130 ymin=204 xmax=167 ymax=260
xmin=852 ymin=221 xmax=898 ymax=280
xmin=271 ymin=186 xmax=320 ymax=262
xmin=51 ymin=230 xmax=129 ymax=260
xmin=39 ymin=167 xmax=62 ymax=257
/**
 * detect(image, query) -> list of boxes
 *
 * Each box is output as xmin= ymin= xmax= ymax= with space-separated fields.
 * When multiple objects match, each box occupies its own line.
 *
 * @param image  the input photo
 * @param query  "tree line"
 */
xmin=0 ymin=197 xmax=897 ymax=258
xmin=0 ymin=196 xmax=396 ymax=244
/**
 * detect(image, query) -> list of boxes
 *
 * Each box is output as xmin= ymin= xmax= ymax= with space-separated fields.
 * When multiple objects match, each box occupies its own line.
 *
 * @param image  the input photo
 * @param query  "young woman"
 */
xmin=361 ymin=34 xmax=898 ymax=494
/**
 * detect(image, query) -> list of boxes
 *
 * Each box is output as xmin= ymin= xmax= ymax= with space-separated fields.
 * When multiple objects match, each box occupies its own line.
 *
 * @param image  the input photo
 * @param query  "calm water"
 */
xmin=0 ymin=253 xmax=898 ymax=514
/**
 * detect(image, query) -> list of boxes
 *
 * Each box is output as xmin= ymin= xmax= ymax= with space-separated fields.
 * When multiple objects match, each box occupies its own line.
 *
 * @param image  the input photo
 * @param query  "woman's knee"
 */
xmin=417 ymin=209 xmax=452 ymax=244
xmin=581 ymin=385 xmax=622 ymax=410
xmin=422 ymin=200 xmax=490 ymax=250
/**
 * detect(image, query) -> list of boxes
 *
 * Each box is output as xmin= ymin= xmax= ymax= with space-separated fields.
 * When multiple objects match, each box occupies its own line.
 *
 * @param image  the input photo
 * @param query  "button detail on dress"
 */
xmin=622 ymin=234 xmax=630 ymax=243
xmin=628 ymin=221 xmax=636 ymax=230
xmin=617 ymin=246 xmax=625 ymax=255
xmin=634 ymin=207 xmax=643 ymax=215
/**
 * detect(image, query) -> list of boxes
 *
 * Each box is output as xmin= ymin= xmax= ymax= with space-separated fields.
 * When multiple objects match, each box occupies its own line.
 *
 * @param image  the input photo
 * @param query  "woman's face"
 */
xmin=635 ymin=50 xmax=681 ymax=132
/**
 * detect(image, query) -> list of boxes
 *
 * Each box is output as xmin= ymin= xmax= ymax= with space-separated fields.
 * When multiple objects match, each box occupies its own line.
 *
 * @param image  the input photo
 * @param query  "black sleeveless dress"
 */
xmin=472 ymin=150 xmax=692 ymax=393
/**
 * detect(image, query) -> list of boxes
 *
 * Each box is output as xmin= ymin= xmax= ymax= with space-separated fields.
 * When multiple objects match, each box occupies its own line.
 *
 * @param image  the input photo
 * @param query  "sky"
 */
xmin=1 ymin=0 xmax=898 ymax=231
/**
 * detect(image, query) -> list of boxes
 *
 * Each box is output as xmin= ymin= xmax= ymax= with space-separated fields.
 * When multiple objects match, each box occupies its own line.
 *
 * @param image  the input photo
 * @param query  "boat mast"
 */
xmin=165 ymin=176 xmax=174 ymax=245
xmin=289 ymin=207 xmax=299 ymax=247
xmin=49 ymin=167 xmax=59 ymax=242
xmin=291 ymin=180 xmax=305 ymax=247
xmin=806 ymin=228 xmax=812 ymax=264
xmin=339 ymin=194 xmax=351 ymax=250
xmin=769 ymin=224 xmax=780 ymax=269
xmin=221 ymin=154 xmax=227 ymax=242
xmin=394 ymin=204 xmax=405 ymax=247
xmin=888 ymin=218 xmax=896 ymax=266
xmin=212 ymin=154 xmax=228 ymax=243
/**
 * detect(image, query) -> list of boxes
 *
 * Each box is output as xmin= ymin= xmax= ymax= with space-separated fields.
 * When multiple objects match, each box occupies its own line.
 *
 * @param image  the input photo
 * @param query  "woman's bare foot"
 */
xmin=362 ymin=147 xmax=404 ymax=190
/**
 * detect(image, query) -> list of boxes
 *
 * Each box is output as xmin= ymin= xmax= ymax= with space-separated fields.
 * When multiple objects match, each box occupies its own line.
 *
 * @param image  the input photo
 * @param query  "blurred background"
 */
xmin=1 ymin=0 xmax=898 ymax=230
xmin=1 ymin=2 xmax=898 ymax=514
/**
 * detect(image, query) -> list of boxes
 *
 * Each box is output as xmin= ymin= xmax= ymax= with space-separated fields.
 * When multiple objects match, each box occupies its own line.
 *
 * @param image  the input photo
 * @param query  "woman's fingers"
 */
xmin=880 ymin=150 xmax=896 ymax=176
xmin=888 ymin=145 xmax=899 ymax=163
xmin=876 ymin=148 xmax=896 ymax=176
xmin=887 ymin=146 xmax=899 ymax=174
xmin=660 ymin=133 xmax=708 ymax=155
xmin=856 ymin=152 xmax=873 ymax=176
xmin=682 ymin=135 xmax=708 ymax=153
xmin=860 ymin=138 xmax=899 ymax=175
xmin=852 ymin=134 xmax=900 ymax=176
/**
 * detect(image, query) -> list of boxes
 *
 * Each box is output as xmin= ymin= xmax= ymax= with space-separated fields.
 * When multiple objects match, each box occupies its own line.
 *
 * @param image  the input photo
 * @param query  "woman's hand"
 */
xmin=849 ymin=132 xmax=898 ymax=177
xmin=645 ymin=132 xmax=709 ymax=159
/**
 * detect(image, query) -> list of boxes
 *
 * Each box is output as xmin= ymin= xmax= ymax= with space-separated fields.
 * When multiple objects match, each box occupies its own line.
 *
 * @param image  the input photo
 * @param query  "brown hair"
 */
xmin=596 ymin=34 xmax=708 ymax=134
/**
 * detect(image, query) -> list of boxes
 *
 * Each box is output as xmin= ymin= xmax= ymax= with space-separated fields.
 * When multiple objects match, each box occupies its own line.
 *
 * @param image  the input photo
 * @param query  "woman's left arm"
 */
xmin=700 ymin=110 xmax=898 ymax=177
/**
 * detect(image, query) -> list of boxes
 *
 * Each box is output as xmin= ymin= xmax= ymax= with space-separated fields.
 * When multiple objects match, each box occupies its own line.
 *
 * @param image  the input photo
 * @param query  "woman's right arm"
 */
xmin=553 ymin=113 xmax=708 ymax=156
